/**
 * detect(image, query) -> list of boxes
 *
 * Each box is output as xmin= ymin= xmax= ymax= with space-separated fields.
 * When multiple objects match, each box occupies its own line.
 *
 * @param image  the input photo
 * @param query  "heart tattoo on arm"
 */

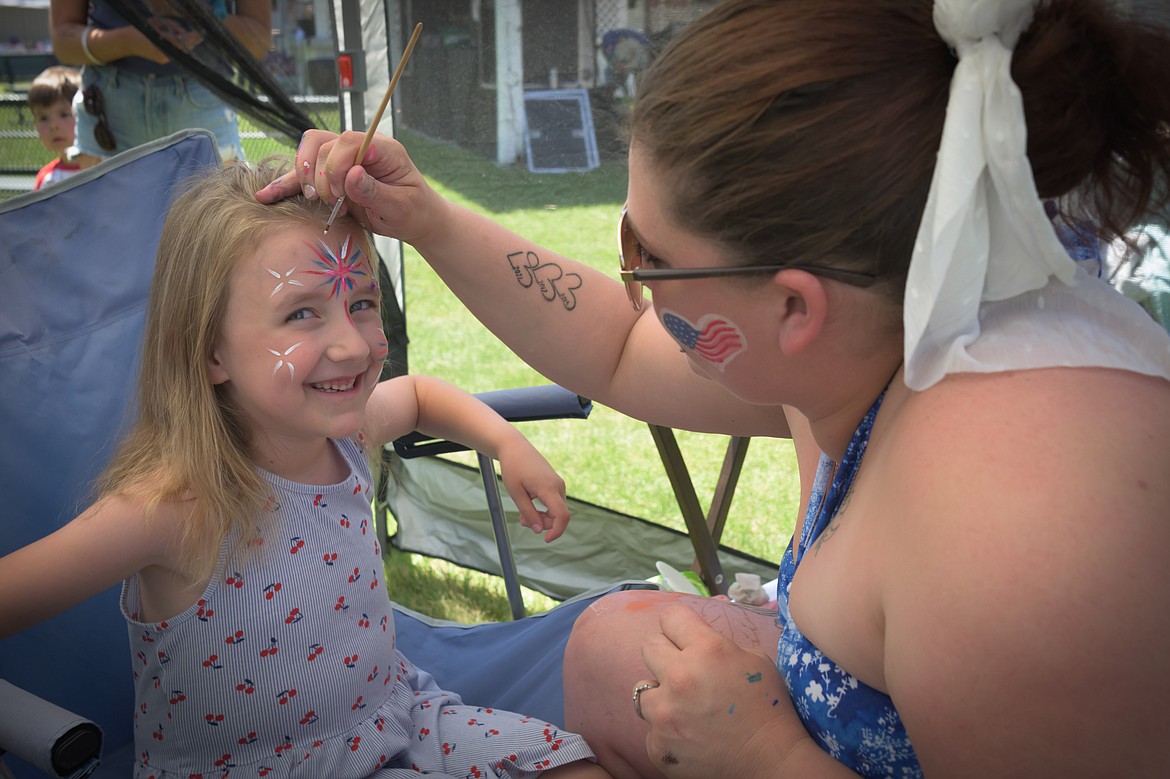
xmin=507 ymin=250 xmax=582 ymax=311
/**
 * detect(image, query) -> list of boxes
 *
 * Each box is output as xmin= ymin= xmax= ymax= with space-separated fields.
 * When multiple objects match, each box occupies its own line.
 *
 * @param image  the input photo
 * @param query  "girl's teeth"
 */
xmin=313 ymin=378 xmax=355 ymax=392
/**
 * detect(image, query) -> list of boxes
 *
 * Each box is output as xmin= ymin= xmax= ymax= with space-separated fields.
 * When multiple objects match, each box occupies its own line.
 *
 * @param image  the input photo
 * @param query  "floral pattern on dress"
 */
xmin=774 ymin=389 xmax=923 ymax=779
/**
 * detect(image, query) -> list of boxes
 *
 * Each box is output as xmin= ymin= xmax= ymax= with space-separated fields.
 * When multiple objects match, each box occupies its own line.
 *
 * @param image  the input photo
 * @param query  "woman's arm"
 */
xmin=49 ymin=0 xmax=189 ymax=65
xmin=261 ymin=131 xmax=791 ymax=439
xmin=224 ymin=0 xmax=272 ymax=60
xmin=881 ymin=370 xmax=1170 ymax=777
xmin=47 ymin=0 xmax=88 ymax=64
xmin=49 ymin=0 xmax=269 ymax=67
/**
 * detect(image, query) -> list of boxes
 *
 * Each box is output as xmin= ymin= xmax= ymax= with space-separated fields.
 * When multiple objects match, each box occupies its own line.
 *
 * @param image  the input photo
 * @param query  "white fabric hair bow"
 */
xmin=903 ymin=0 xmax=1080 ymax=389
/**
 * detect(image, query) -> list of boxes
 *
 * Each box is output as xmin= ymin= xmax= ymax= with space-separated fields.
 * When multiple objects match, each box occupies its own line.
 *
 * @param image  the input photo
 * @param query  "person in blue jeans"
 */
xmin=48 ymin=0 xmax=269 ymax=166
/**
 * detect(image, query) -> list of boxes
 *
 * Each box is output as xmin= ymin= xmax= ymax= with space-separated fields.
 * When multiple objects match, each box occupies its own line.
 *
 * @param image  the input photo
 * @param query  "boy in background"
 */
xmin=29 ymin=66 xmax=83 ymax=189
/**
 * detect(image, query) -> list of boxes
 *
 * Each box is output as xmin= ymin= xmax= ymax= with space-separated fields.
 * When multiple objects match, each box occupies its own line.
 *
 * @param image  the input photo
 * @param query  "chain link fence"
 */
xmin=1 ymin=0 xmax=717 ymax=199
xmin=0 ymin=92 xmax=336 ymax=200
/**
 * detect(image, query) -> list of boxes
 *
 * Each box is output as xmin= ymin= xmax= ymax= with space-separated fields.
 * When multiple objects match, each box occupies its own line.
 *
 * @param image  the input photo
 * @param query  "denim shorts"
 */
xmin=74 ymin=64 xmax=245 ymax=161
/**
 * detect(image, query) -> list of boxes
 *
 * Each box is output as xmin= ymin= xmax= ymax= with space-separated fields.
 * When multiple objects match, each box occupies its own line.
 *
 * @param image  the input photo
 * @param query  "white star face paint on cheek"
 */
xmin=268 ymin=342 xmax=303 ymax=380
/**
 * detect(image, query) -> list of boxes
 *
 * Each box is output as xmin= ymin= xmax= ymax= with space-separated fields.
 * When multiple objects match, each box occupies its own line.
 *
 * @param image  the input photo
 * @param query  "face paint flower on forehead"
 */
xmin=305 ymin=235 xmax=373 ymax=299
xmin=267 ymin=267 xmax=305 ymax=297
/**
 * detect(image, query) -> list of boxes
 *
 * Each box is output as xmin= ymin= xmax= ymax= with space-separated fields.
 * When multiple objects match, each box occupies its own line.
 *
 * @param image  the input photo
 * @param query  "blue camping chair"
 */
xmin=0 ymin=130 xmax=653 ymax=778
xmin=0 ymin=131 xmax=221 ymax=779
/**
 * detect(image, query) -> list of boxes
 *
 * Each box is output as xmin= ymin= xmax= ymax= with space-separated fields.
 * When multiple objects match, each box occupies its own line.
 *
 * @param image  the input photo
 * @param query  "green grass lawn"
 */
xmin=0 ymin=98 xmax=330 ymax=196
xmin=0 ymin=104 xmax=800 ymax=621
xmin=383 ymin=128 xmax=801 ymax=622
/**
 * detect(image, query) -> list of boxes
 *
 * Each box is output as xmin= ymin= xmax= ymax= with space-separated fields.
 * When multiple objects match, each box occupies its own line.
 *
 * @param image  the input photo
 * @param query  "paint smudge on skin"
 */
xmin=621 ymin=598 xmax=657 ymax=612
xmin=267 ymin=267 xmax=305 ymax=297
xmin=305 ymin=235 xmax=368 ymax=299
xmin=660 ymin=310 xmax=746 ymax=370
xmin=269 ymin=342 xmax=303 ymax=379
xmin=586 ymin=601 xmax=614 ymax=617
xmin=746 ymin=672 xmax=762 ymax=683
xmin=728 ymin=704 xmax=735 ymax=714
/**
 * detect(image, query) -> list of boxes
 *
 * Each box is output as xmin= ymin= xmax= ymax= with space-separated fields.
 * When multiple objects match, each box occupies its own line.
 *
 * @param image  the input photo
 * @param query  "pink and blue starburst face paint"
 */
xmin=661 ymin=309 xmax=746 ymax=370
xmin=305 ymin=234 xmax=370 ymax=299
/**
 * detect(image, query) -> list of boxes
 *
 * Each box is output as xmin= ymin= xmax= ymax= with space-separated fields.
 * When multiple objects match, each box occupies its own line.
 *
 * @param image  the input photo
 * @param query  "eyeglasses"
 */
xmin=82 ymin=86 xmax=116 ymax=152
xmin=617 ymin=205 xmax=877 ymax=311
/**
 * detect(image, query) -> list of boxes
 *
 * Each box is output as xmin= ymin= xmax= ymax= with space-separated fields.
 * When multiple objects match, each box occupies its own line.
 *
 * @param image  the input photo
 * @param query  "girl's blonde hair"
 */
xmin=98 ymin=159 xmax=373 ymax=579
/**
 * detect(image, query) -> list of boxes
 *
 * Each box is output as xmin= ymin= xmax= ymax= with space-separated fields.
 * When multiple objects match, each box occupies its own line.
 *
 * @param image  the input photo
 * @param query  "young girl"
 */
xmin=0 ymin=160 xmax=610 ymax=779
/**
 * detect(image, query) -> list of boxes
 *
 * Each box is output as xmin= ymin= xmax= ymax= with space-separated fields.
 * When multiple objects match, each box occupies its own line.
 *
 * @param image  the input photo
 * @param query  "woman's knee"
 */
xmin=568 ymin=589 xmax=782 ymax=675
xmin=566 ymin=590 xmax=697 ymax=671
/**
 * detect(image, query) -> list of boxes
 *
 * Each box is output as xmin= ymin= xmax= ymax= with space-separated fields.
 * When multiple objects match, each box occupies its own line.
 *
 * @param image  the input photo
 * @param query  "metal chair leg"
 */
xmin=477 ymin=453 xmax=526 ymax=620
xmin=647 ymin=425 xmax=752 ymax=597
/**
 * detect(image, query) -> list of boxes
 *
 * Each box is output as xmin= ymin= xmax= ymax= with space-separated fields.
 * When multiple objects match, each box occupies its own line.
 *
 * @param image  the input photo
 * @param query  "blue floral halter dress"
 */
xmin=775 ymin=388 xmax=923 ymax=778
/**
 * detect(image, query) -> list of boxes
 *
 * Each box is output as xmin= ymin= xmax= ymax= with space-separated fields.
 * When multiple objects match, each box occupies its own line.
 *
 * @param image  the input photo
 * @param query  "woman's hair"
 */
xmin=629 ymin=0 xmax=1170 ymax=299
xmin=27 ymin=66 xmax=81 ymax=109
xmin=98 ymin=159 xmax=372 ymax=578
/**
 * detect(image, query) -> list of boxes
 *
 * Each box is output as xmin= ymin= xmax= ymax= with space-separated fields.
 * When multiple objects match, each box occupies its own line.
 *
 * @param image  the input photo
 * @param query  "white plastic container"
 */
xmin=727 ymin=572 xmax=769 ymax=605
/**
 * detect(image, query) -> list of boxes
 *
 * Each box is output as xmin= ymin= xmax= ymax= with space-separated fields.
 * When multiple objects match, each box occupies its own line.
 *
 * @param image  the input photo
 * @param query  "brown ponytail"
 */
xmin=1016 ymin=0 xmax=1170 ymax=238
xmin=629 ymin=0 xmax=1170 ymax=300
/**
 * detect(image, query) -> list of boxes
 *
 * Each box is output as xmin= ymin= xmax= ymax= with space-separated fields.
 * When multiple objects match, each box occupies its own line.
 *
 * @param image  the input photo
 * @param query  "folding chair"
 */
xmin=648 ymin=426 xmax=751 ymax=596
xmin=0 ymin=130 xmax=655 ymax=777
xmin=391 ymin=384 xmax=595 ymax=620
xmin=0 ymin=130 xmax=221 ymax=779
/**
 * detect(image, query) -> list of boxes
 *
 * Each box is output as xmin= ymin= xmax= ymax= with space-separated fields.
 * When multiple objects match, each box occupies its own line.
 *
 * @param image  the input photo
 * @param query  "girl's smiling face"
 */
xmin=208 ymin=224 xmax=388 ymax=464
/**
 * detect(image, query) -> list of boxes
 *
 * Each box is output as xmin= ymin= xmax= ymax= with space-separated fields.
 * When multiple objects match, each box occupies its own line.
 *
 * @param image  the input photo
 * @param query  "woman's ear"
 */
xmin=771 ymin=269 xmax=828 ymax=357
xmin=207 ymin=349 xmax=230 ymax=385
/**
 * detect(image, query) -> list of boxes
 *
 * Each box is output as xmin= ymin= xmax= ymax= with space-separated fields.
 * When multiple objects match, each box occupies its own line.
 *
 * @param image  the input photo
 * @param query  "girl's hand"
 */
xmin=495 ymin=438 xmax=570 ymax=542
xmin=256 ymin=129 xmax=447 ymax=249
xmin=638 ymin=605 xmax=808 ymax=779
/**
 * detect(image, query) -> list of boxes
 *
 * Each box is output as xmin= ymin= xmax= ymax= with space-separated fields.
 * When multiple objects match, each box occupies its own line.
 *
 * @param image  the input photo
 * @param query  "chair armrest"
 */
xmin=393 ymin=384 xmax=592 ymax=459
xmin=0 ymin=679 xmax=102 ymax=778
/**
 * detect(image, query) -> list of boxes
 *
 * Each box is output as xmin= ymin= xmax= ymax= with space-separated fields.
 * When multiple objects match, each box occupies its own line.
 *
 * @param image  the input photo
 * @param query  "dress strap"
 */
xmin=794 ymin=386 xmax=890 ymax=567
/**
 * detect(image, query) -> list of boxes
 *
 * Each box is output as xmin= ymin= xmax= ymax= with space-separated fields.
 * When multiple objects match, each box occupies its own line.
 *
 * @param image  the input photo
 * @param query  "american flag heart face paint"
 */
xmin=660 ymin=309 xmax=746 ymax=370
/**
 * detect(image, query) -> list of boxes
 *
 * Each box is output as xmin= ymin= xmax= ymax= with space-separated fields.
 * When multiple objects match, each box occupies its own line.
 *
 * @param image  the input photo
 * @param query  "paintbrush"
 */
xmin=324 ymin=21 xmax=423 ymax=234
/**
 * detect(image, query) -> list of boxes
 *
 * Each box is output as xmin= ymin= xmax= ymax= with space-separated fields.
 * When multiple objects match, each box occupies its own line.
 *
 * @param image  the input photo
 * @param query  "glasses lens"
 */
xmin=95 ymin=120 xmax=116 ymax=151
xmin=617 ymin=206 xmax=643 ymax=311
